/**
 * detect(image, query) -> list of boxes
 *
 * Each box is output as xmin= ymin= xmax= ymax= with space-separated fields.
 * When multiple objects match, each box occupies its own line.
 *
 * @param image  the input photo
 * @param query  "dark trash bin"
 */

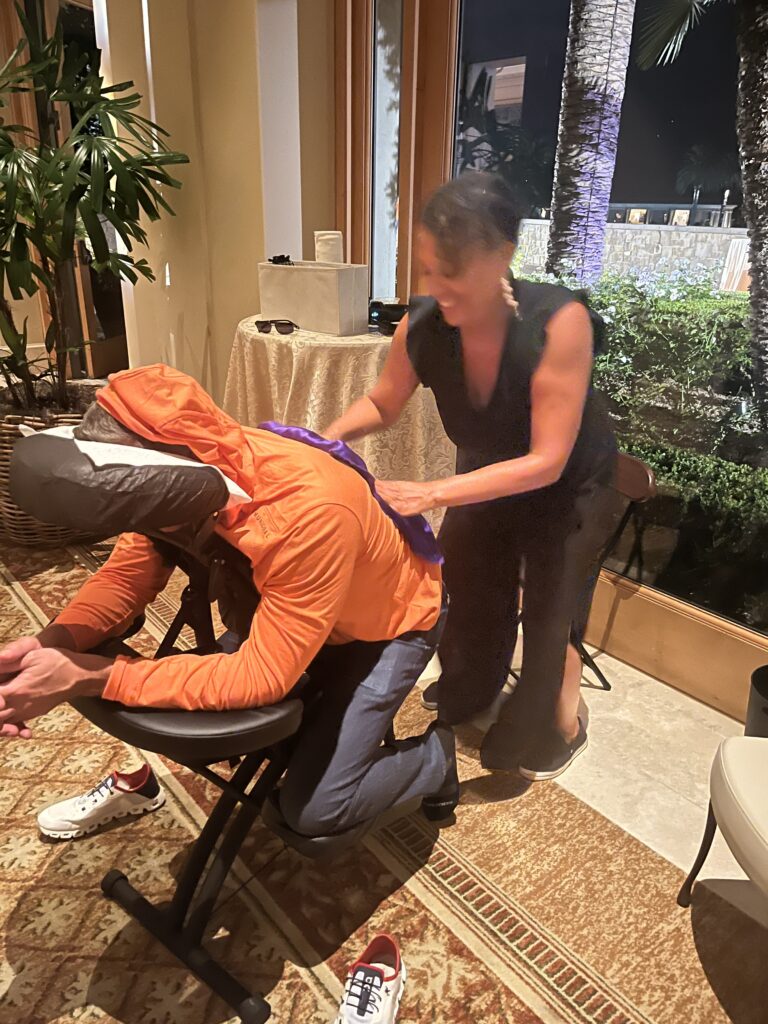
xmin=746 ymin=666 xmax=768 ymax=738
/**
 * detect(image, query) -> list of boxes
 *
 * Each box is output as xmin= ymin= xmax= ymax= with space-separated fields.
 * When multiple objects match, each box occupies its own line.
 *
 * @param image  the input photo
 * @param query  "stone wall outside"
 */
xmin=516 ymin=219 xmax=748 ymax=284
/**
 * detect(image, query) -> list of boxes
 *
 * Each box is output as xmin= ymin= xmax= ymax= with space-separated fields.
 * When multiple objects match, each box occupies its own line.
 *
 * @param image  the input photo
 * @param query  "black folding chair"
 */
xmin=72 ymin=536 xmax=385 ymax=1023
xmin=505 ymin=453 xmax=657 ymax=692
xmin=571 ymin=452 xmax=657 ymax=691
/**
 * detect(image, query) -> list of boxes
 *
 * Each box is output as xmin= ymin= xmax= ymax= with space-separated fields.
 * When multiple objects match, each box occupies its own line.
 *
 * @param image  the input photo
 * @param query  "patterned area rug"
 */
xmin=0 ymin=538 xmax=767 ymax=1024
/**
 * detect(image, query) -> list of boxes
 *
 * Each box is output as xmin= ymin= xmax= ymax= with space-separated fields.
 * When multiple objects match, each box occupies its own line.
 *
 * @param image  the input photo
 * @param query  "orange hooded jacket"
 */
xmin=55 ymin=365 xmax=442 ymax=710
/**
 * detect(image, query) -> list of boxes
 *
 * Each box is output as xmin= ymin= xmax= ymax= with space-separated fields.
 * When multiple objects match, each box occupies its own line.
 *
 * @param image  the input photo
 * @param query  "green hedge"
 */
xmin=621 ymin=438 xmax=768 ymax=551
xmin=523 ymin=268 xmax=765 ymax=553
xmin=585 ymin=273 xmax=762 ymax=552
xmin=588 ymin=274 xmax=755 ymax=452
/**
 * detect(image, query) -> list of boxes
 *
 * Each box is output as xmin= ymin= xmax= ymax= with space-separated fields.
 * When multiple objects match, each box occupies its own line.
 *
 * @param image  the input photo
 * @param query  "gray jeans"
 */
xmin=93 ymin=600 xmax=448 ymax=838
xmin=279 ymin=598 xmax=449 ymax=837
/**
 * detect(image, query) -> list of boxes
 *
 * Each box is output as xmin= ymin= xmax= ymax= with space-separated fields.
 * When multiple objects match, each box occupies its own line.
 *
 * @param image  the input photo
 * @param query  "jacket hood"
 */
xmin=96 ymin=364 xmax=258 ymax=495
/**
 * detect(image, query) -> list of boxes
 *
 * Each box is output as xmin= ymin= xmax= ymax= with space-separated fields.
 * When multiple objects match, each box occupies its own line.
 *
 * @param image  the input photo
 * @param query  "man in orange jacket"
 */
xmin=0 ymin=365 xmax=458 ymax=838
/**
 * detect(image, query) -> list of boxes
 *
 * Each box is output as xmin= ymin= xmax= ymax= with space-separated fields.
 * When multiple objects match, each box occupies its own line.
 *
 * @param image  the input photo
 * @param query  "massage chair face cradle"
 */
xmin=11 ymin=408 xmax=298 ymax=698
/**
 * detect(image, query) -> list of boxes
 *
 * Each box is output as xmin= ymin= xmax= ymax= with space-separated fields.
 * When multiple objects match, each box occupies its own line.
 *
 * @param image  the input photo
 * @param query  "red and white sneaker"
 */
xmin=333 ymin=934 xmax=406 ymax=1023
xmin=37 ymin=764 xmax=165 ymax=840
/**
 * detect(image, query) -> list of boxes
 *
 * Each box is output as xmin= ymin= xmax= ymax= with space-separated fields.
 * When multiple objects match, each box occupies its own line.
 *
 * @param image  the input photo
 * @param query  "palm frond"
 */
xmin=637 ymin=0 xmax=721 ymax=70
xmin=0 ymin=5 xmax=187 ymax=401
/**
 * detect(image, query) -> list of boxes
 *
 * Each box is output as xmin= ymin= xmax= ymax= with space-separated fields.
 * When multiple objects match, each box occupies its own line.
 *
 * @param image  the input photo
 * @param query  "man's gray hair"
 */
xmin=74 ymin=400 xmax=196 ymax=460
xmin=73 ymin=402 xmax=144 ymax=447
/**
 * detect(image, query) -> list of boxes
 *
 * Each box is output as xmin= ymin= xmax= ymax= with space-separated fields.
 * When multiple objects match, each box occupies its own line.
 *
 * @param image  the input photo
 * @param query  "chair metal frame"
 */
xmin=507 ymin=454 xmax=657 ymax=694
xmin=76 ymin=554 xmax=294 ymax=1024
xmin=572 ymin=453 xmax=658 ymax=692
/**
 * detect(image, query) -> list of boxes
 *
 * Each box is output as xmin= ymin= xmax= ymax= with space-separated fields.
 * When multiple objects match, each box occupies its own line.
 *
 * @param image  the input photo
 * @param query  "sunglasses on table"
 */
xmin=255 ymin=319 xmax=299 ymax=335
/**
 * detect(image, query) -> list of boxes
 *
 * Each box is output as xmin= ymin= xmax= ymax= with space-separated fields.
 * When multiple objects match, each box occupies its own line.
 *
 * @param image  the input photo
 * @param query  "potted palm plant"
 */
xmin=0 ymin=5 xmax=188 ymax=544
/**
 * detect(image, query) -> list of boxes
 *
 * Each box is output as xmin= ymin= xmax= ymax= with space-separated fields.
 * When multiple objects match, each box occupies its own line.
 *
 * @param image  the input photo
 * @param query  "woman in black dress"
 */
xmin=326 ymin=172 xmax=617 ymax=779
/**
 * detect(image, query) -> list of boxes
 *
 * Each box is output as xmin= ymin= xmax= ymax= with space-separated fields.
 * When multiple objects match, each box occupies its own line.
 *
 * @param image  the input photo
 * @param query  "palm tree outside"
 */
xmin=676 ymin=143 xmax=741 ymax=225
xmin=546 ymin=0 xmax=638 ymax=284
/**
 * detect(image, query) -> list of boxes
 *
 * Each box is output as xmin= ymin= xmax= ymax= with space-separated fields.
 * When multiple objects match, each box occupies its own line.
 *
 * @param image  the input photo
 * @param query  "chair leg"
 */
xmin=166 ymin=754 xmax=265 ymax=927
xmin=636 ymin=522 xmax=646 ymax=584
xmin=184 ymin=762 xmax=282 ymax=944
xmin=101 ymin=871 xmax=270 ymax=1023
xmin=677 ymin=802 xmax=717 ymax=908
xmin=576 ymin=639 xmax=612 ymax=692
xmin=101 ymin=753 xmax=284 ymax=1023
xmin=622 ymin=510 xmax=648 ymax=583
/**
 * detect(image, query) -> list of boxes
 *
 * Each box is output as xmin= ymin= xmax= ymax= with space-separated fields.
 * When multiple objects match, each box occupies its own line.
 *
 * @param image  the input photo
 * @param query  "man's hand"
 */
xmin=0 ymin=637 xmax=44 ymax=739
xmin=0 ymin=648 xmax=113 ymax=736
xmin=0 ymin=636 xmax=43 ymax=681
xmin=0 ymin=628 xmax=80 ymax=737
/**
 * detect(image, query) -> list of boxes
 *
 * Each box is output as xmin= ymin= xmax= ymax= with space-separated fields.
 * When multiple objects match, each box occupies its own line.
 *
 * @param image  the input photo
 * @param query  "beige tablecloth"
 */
xmin=223 ymin=319 xmax=456 ymax=529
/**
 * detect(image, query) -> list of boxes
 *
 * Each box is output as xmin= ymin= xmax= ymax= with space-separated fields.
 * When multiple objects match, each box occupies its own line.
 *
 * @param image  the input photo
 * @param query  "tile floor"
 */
xmin=418 ymin=646 xmax=768 ymax=929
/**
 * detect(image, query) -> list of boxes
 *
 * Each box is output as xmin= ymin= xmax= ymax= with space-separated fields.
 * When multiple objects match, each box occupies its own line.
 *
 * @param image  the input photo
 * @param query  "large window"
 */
xmin=370 ymin=0 xmax=403 ymax=300
xmin=454 ymin=1 xmax=764 ymax=636
xmin=454 ymin=0 xmax=567 ymax=218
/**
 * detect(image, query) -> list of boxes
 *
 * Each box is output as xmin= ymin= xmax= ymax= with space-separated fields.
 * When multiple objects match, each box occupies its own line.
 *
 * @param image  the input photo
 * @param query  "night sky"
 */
xmin=459 ymin=0 xmax=740 ymax=205
xmin=63 ymin=0 xmax=741 ymax=208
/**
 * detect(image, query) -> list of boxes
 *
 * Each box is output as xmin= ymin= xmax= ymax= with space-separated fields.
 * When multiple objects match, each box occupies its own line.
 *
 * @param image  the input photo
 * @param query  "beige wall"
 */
xmin=94 ymin=0 xmax=336 ymax=399
xmin=188 ymin=0 xmax=267 ymax=396
xmin=6 ymin=0 xmax=341 ymax=394
xmin=94 ymin=0 xmax=267 ymax=401
xmin=297 ymin=0 xmax=336 ymax=260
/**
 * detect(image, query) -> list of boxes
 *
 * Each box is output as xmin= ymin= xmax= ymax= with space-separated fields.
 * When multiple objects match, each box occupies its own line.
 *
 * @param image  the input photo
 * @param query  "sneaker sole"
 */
xmin=37 ymin=791 xmax=166 ymax=841
xmin=394 ymin=960 xmax=407 ymax=1022
xmin=518 ymin=736 xmax=588 ymax=782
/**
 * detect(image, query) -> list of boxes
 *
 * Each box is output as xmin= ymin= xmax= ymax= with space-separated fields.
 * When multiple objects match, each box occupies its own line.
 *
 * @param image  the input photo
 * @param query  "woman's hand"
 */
xmin=375 ymin=479 xmax=439 ymax=517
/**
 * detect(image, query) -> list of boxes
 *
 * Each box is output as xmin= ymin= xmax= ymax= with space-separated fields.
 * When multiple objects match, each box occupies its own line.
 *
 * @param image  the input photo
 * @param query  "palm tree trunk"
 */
xmin=546 ymin=0 xmax=636 ymax=284
xmin=736 ymin=0 xmax=768 ymax=426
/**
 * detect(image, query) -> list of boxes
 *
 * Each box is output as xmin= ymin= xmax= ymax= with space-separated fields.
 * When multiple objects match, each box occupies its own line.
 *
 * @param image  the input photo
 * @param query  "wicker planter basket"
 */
xmin=0 ymin=384 xmax=101 ymax=548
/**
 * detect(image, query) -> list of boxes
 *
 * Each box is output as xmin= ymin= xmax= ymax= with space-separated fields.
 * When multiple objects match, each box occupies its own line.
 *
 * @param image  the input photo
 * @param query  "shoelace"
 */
xmin=344 ymin=966 xmax=383 ymax=1017
xmin=74 ymin=774 xmax=116 ymax=813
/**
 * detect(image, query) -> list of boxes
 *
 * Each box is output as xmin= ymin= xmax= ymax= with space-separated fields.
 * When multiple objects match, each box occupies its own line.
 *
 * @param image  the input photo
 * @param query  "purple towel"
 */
xmin=258 ymin=421 xmax=444 ymax=565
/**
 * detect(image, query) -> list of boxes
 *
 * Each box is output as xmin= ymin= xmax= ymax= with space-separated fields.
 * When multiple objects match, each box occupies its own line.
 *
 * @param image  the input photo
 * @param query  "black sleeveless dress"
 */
xmin=406 ymin=279 xmax=618 ymax=754
xmin=407 ymin=278 xmax=615 ymax=493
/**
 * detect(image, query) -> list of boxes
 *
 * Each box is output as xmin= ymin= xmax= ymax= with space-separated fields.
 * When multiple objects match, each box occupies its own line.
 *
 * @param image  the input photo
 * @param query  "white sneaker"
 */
xmin=37 ymin=764 xmax=166 ymax=840
xmin=333 ymin=934 xmax=406 ymax=1023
